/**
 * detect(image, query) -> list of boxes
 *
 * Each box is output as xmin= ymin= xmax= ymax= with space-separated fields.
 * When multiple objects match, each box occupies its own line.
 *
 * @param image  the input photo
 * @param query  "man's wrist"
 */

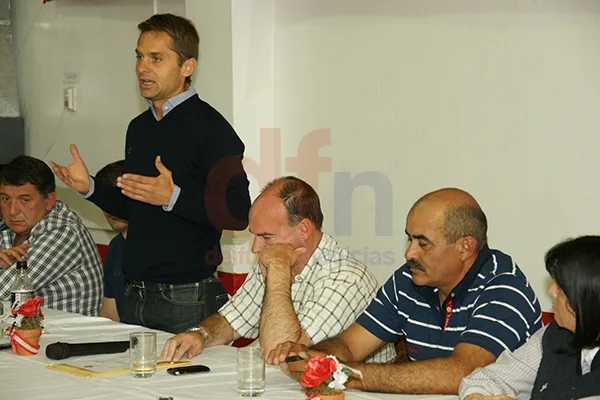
xmin=186 ymin=326 xmax=209 ymax=345
xmin=264 ymin=262 xmax=292 ymax=277
xmin=266 ymin=270 xmax=293 ymax=288
xmin=163 ymin=184 xmax=180 ymax=212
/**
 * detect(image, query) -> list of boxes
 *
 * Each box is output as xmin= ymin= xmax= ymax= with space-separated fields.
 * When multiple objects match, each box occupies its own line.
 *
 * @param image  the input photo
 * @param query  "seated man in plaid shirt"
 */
xmin=0 ymin=155 xmax=103 ymax=316
xmin=162 ymin=176 xmax=396 ymax=361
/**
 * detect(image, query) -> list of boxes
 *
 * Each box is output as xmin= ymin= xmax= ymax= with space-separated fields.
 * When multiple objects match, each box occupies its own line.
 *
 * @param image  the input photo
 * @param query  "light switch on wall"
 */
xmin=63 ymin=87 xmax=77 ymax=111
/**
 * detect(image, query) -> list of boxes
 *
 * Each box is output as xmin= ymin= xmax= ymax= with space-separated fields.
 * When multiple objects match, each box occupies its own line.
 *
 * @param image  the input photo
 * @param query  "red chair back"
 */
xmin=96 ymin=244 xmax=108 ymax=266
xmin=217 ymin=271 xmax=255 ymax=348
xmin=542 ymin=311 xmax=554 ymax=326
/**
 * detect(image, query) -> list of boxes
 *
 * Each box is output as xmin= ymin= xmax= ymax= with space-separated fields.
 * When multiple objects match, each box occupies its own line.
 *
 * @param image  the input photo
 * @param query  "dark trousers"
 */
xmin=121 ymin=277 xmax=228 ymax=333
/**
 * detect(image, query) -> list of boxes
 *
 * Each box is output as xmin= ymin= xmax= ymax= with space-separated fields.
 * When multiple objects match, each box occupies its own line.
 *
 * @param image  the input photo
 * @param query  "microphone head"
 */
xmin=46 ymin=342 xmax=69 ymax=360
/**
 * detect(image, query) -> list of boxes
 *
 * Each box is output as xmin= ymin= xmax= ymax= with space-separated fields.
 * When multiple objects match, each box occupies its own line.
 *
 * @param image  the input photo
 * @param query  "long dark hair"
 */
xmin=545 ymin=235 xmax=600 ymax=350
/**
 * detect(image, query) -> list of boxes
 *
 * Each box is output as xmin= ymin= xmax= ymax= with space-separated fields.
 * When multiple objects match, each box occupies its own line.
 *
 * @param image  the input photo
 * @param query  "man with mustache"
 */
xmin=269 ymin=188 xmax=543 ymax=395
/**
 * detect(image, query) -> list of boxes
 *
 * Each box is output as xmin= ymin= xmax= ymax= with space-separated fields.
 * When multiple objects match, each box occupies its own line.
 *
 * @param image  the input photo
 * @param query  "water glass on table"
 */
xmin=129 ymin=332 xmax=157 ymax=378
xmin=237 ymin=347 xmax=265 ymax=396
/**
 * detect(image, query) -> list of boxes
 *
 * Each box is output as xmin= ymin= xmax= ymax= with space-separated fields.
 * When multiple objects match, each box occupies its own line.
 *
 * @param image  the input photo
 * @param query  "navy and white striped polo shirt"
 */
xmin=356 ymin=246 xmax=542 ymax=360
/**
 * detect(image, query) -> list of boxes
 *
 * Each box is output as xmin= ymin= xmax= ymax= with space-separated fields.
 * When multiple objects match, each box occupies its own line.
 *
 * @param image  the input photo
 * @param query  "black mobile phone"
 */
xmin=284 ymin=355 xmax=304 ymax=363
xmin=167 ymin=365 xmax=211 ymax=376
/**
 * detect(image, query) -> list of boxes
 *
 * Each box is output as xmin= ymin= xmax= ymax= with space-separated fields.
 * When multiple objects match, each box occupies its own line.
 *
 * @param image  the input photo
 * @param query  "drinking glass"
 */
xmin=237 ymin=347 xmax=265 ymax=396
xmin=129 ymin=332 xmax=157 ymax=378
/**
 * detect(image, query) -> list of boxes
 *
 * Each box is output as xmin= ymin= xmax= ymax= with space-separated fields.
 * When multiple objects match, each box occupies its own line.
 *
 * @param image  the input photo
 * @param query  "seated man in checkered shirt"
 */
xmin=269 ymin=188 xmax=543 ymax=395
xmin=0 ymin=155 xmax=103 ymax=316
xmin=162 ymin=176 xmax=396 ymax=362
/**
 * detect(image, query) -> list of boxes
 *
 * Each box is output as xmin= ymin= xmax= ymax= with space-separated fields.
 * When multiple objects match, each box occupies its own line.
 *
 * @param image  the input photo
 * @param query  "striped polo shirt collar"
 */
xmin=420 ymin=245 xmax=492 ymax=312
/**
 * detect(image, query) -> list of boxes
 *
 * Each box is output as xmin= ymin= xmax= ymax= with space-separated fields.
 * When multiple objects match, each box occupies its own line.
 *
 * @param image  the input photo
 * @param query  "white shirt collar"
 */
xmin=581 ymin=346 xmax=599 ymax=375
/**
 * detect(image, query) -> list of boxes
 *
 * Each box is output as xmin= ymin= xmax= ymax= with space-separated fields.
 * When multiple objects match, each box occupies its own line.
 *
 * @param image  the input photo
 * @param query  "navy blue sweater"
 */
xmin=89 ymin=95 xmax=251 ymax=283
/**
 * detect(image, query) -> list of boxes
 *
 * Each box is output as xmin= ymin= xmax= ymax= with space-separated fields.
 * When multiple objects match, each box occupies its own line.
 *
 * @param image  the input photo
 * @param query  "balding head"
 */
xmin=249 ymin=176 xmax=323 ymax=256
xmin=256 ymin=176 xmax=324 ymax=230
xmin=411 ymin=188 xmax=487 ymax=252
xmin=404 ymin=188 xmax=489 ymax=297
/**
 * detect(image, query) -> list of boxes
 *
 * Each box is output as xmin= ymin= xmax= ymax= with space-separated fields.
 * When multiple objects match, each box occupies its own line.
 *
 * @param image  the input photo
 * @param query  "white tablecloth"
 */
xmin=0 ymin=308 xmax=457 ymax=400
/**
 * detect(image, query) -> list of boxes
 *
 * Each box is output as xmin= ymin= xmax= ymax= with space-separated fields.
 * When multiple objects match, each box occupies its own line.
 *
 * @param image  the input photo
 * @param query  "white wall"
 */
xmin=12 ymin=0 xmax=600 ymax=309
xmin=229 ymin=0 xmax=600 ymax=310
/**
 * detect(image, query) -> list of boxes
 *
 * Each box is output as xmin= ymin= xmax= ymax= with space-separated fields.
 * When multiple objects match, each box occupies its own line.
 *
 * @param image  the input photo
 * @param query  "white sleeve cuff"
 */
xmin=79 ymin=176 xmax=95 ymax=199
xmin=162 ymin=184 xmax=181 ymax=212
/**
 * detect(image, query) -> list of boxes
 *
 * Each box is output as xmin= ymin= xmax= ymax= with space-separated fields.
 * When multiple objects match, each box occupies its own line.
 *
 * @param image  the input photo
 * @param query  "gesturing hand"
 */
xmin=117 ymin=156 xmax=174 ymax=206
xmin=49 ymin=144 xmax=91 ymax=194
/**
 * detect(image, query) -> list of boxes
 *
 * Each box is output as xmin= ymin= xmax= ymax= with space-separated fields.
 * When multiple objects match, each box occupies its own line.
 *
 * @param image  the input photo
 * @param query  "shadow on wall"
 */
xmin=54 ymin=0 xmax=186 ymax=21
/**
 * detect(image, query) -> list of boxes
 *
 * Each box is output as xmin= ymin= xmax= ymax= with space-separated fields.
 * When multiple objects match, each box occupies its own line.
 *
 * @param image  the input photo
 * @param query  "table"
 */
xmin=0 ymin=308 xmax=457 ymax=400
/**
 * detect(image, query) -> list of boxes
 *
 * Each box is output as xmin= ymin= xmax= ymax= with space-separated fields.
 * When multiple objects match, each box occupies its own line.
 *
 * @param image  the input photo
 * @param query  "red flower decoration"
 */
xmin=300 ymin=356 xmax=338 ymax=388
xmin=12 ymin=297 xmax=44 ymax=317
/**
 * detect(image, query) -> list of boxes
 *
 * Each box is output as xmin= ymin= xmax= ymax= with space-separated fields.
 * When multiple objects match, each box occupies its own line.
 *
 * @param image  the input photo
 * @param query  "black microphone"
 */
xmin=45 ymin=341 xmax=130 ymax=360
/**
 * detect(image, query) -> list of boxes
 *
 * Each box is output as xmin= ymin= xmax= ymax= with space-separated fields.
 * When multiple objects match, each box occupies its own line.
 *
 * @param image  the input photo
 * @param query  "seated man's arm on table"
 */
xmin=459 ymin=326 xmax=546 ymax=400
xmin=280 ymin=269 xmax=541 ymax=394
xmin=162 ymin=264 xmax=265 ymax=361
xmin=275 ymin=324 xmax=496 ymax=394
xmin=345 ymin=341 xmax=497 ymax=394
xmin=161 ymin=313 xmax=240 ymax=361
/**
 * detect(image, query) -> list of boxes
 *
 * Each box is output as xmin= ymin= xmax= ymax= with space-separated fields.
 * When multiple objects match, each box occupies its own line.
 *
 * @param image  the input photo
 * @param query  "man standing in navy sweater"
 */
xmin=51 ymin=14 xmax=251 ymax=333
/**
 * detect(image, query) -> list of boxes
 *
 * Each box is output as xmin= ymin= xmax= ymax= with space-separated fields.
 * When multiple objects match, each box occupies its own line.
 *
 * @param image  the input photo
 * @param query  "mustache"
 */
xmin=407 ymin=260 xmax=425 ymax=271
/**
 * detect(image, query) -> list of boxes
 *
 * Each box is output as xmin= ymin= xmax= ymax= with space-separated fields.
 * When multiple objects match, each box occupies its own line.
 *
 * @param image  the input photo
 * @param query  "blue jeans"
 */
xmin=121 ymin=278 xmax=229 ymax=333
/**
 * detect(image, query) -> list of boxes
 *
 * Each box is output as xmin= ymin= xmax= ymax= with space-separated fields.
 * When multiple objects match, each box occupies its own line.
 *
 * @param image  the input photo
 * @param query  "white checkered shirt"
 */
xmin=219 ymin=233 xmax=396 ymax=363
xmin=0 ymin=200 xmax=103 ymax=316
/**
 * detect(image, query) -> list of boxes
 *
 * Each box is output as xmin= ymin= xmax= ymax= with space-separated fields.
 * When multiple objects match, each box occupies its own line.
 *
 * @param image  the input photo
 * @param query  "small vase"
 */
xmin=11 ymin=327 xmax=42 ymax=356
xmin=317 ymin=393 xmax=344 ymax=400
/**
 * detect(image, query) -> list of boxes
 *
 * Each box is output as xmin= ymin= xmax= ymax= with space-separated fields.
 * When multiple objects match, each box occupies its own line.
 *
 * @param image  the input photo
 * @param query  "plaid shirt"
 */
xmin=219 ymin=233 xmax=396 ymax=362
xmin=0 ymin=200 xmax=103 ymax=316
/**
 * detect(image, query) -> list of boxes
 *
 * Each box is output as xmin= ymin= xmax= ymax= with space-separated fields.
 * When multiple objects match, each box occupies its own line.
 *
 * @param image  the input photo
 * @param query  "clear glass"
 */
xmin=129 ymin=332 xmax=157 ymax=378
xmin=237 ymin=347 xmax=265 ymax=397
